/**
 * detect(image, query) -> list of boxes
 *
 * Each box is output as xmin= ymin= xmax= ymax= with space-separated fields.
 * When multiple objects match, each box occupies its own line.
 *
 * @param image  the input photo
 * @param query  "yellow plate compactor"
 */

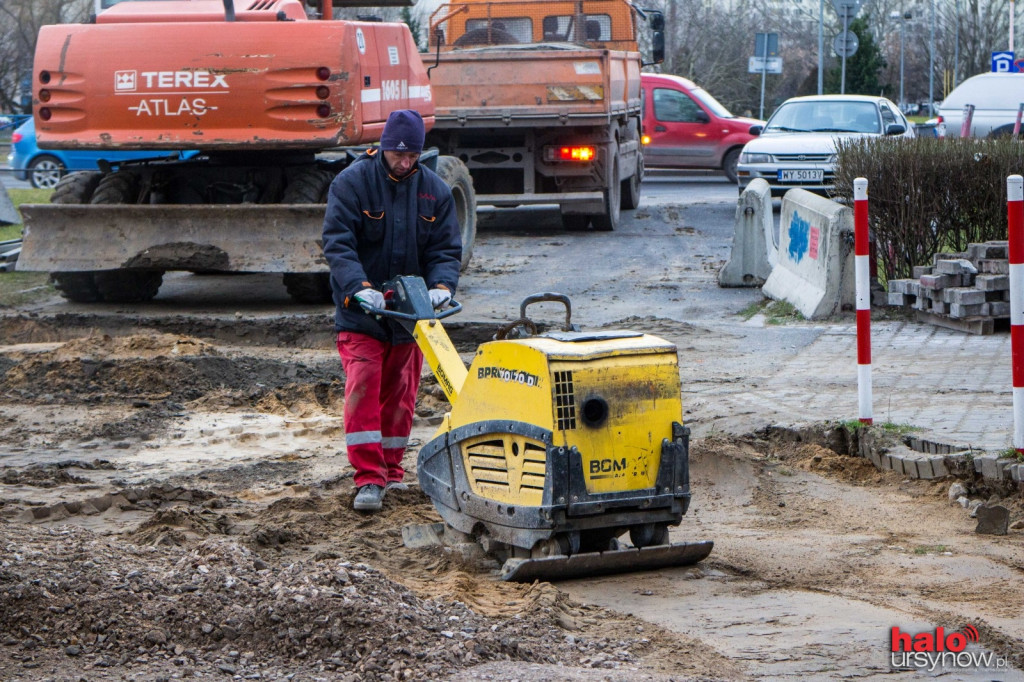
xmin=369 ymin=277 xmax=713 ymax=582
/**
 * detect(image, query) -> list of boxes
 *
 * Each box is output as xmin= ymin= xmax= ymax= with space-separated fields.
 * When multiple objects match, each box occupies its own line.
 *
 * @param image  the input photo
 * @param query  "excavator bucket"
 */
xmin=500 ymin=540 xmax=714 ymax=582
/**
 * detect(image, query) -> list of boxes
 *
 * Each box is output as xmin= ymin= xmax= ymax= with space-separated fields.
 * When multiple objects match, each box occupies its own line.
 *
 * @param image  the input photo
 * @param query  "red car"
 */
xmin=640 ymin=73 xmax=763 ymax=183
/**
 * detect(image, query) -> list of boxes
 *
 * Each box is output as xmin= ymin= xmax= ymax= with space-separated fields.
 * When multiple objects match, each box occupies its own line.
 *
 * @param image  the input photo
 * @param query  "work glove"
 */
xmin=354 ymin=288 xmax=385 ymax=311
xmin=429 ymin=288 xmax=452 ymax=309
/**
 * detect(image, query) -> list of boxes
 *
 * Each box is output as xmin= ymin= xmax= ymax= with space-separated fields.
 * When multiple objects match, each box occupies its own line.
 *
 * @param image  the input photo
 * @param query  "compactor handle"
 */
xmin=360 ymin=299 xmax=462 ymax=322
xmin=520 ymin=293 xmax=574 ymax=331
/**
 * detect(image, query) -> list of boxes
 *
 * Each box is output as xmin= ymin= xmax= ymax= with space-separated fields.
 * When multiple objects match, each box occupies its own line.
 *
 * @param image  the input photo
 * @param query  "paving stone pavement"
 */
xmin=683 ymin=318 xmax=1014 ymax=455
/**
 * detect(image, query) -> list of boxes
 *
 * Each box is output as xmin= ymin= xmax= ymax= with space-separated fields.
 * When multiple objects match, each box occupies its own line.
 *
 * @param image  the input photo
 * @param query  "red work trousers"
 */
xmin=336 ymin=332 xmax=423 ymax=488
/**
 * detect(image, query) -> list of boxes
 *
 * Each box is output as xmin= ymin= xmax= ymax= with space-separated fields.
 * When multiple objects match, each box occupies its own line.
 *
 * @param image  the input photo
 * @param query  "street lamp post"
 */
xmin=954 ymin=0 xmax=960 ymax=87
xmin=891 ymin=10 xmax=911 ymax=111
xmin=818 ymin=0 xmax=824 ymax=95
xmin=928 ymin=0 xmax=935 ymax=114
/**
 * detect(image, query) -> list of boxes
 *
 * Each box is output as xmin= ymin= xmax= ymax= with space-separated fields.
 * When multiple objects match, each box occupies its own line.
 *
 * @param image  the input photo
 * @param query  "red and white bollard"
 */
xmin=959 ymin=104 xmax=975 ymax=138
xmin=1008 ymin=175 xmax=1024 ymax=452
xmin=854 ymin=178 xmax=872 ymax=425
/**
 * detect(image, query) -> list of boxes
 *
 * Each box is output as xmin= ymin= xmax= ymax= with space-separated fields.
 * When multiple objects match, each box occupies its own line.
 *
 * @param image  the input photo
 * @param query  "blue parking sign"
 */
xmin=992 ymin=51 xmax=1017 ymax=72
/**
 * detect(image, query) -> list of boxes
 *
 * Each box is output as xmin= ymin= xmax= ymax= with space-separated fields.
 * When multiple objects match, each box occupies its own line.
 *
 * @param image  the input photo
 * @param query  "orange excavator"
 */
xmin=17 ymin=0 xmax=477 ymax=303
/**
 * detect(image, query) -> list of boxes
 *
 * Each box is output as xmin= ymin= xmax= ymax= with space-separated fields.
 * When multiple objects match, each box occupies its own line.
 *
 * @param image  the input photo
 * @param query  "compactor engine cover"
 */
xmin=417 ymin=329 xmax=691 ymax=553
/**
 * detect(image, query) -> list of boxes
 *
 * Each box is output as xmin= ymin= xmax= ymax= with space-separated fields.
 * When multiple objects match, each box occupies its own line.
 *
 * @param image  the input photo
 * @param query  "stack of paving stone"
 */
xmin=885 ymin=241 xmax=1011 ymax=334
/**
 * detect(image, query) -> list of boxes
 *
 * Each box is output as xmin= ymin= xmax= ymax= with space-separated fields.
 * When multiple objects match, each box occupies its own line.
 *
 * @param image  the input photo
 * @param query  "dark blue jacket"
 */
xmin=322 ymin=150 xmax=462 ymax=343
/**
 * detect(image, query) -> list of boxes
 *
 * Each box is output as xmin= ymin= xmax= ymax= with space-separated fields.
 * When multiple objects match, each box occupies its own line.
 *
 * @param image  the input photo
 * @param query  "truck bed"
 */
xmin=427 ymin=45 xmax=640 ymax=128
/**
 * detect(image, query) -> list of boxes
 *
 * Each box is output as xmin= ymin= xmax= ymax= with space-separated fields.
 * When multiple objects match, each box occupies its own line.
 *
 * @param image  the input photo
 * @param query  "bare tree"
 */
xmin=0 ymin=0 xmax=91 ymax=113
xmin=954 ymin=0 xmax=1011 ymax=80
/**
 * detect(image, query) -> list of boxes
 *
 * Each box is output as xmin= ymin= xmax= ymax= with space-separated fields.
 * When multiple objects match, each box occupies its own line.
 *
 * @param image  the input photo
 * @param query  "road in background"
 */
xmin=7 ymin=168 xmax=1013 ymax=451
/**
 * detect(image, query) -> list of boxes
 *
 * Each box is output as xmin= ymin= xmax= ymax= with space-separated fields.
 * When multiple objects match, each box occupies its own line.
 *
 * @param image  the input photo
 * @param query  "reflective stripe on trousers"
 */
xmin=336 ymin=331 xmax=423 ymax=488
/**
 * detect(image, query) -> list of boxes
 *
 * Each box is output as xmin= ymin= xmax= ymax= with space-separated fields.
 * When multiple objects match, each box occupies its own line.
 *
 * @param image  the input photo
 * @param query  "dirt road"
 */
xmin=1 ymin=182 xmax=1022 ymax=680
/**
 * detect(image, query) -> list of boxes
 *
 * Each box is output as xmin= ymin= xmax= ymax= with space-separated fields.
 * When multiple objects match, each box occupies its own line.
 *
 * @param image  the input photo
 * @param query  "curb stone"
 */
xmin=858 ymin=428 xmax=1022 ymax=488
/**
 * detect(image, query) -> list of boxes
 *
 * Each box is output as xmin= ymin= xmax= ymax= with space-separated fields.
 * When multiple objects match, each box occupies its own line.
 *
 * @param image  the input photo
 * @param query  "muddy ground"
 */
xmin=0 ymin=307 xmax=1021 ymax=682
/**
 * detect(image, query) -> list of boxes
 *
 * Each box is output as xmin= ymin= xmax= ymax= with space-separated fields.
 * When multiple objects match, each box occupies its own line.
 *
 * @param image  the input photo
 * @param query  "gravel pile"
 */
xmin=0 ymin=524 xmax=655 ymax=680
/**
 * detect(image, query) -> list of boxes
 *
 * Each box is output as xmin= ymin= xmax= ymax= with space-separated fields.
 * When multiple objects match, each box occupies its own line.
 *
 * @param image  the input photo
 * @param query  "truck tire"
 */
xmin=560 ymin=213 xmax=590 ymax=231
xmin=621 ymin=153 xmax=642 ymax=210
xmin=435 ymin=156 xmax=477 ymax=270
xmin=50 ymin=172 xmax=105 ymax=302
xmin=90 ymin=172 xmax=164 ymax=303
xmin=281 ymin=167 xmax=335 ymax=304
xmin=591 ymin=149 xmax=621 ymax=231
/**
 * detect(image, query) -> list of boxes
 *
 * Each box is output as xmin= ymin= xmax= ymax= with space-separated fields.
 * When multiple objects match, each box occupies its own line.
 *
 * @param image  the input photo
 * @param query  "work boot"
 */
xmin=353 ymin=484 xmax=385 ymax=512
xmin=385 ymin=481 xmax=408 ymax=491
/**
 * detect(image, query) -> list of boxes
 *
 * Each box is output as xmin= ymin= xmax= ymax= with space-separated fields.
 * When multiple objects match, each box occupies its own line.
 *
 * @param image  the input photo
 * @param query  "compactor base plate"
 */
xmin=499 ymin=540 xmax=714 ymax=582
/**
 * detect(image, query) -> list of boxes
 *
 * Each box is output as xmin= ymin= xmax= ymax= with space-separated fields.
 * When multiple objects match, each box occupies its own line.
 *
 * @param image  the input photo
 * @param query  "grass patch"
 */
xmin=764 ymin=300 xmax=802 ymax=325
xmin=738 ymin=299 xmax=804 ymax=324
xmin=739 ymin=300 xmax=767 ymax=321
xmin=997 ymin=447 xmax=1024 ymax=461
xmin=877 ymin=421 xmax=921 ymax=436
xmin=0 ymin=272 xmax=54 ymax=306
xmin=840 ymin=419 xmax=921 ymax=436
xmin=0 ymin=186 xmax=55 ymax=305
xmin=9 ymin=188 xmax=51 ymax=206
xmin=3 ymin=188 xmax=50 ymax=241
xmin=913 ymin=545 xmax=949 ymax=555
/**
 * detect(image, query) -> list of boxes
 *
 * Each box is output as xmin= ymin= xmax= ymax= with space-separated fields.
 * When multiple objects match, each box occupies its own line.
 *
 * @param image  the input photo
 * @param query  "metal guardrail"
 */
xmin=0 ymin=114 xmax=30 ymax=133
xmin=0 ymin=238 xmax=21 ymax=272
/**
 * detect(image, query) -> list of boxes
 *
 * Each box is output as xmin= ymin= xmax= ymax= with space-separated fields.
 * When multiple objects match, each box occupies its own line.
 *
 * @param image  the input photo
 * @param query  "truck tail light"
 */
xmin=544 ymin=145 xmax=596 ymax=162
xmin=641 ymin=134 xmax=651 ymax=145
xmin=11 ymin=132 xmax=22 ymax=143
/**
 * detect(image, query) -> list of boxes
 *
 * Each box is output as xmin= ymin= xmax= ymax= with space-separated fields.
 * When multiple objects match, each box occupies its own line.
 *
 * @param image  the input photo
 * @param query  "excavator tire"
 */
xmin=49 ymin=172 xmax=105 ymax=302
xmin=51 ymin=171 xmax=102 ymax=206
xmin=281 ymin=167 xmax=335 ymax=304
xmin=94 ymin=269 xmax=163 ymax=303
xmin=435 ymin=156 xmax=476 ymax=271
xmin=87 ymin=172 xmax=164 ymax=303
xmin=51 ymin=273 xmax=102 ymax=303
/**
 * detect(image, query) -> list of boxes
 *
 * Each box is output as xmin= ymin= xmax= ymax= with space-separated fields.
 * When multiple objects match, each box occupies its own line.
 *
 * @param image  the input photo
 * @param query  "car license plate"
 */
xmin=779 ymin=169 xmax=824 ymax=182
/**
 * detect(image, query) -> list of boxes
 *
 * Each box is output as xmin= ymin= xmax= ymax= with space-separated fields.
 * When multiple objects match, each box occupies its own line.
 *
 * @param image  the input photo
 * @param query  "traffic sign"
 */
xmin=833 ymin=31 xmax=859 ymax=58
xmin=832 ymin=0 xmax=861 ymax=22
xmin=749 ymin=57 xmax=783 ymax=74
xmin=993 ymin=51 xmax=1018 ymax=72
xmin=755 ymin=32 xmax=779 ymax=57
xmin=831 ymin=0 xmax=862 ymax=13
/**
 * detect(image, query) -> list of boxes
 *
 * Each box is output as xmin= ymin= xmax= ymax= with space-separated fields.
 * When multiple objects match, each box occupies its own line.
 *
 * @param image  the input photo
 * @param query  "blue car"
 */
xmin=7 ymin=118 xmax=190 ymax=189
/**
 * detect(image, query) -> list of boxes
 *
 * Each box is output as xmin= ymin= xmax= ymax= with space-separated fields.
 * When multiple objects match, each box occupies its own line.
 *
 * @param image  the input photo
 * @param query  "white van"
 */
xmin=936 ymin=73 xmax=1024 ymax=138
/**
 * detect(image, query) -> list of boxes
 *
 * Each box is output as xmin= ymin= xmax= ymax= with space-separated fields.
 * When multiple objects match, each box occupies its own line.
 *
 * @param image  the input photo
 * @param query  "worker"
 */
xmin=322 ymin=109 xmax=462 ymax=512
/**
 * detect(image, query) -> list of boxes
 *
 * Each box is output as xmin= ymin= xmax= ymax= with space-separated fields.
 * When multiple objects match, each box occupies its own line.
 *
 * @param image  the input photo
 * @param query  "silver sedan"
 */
xmin=736 ymin=94 xmax=914 ymax=197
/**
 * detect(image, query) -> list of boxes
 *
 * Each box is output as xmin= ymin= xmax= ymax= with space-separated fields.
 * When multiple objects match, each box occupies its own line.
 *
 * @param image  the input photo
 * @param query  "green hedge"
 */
xmin=833 ymin=137 xmax=1024 ymax=281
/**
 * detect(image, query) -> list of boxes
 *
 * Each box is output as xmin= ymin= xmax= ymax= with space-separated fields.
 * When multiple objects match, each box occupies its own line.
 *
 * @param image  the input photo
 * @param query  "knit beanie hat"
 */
xmin=380 ymin=109 xmax=425 ymax=153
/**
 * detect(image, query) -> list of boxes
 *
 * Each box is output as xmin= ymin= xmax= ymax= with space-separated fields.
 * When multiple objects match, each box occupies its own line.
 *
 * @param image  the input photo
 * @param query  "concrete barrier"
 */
xmin=761 ymin=189 xmax=854 ymax=319
xmin=719 ymin=178 xmax=776 ymax=287
xmin=0 ymin=176 xmax=18 ymax=226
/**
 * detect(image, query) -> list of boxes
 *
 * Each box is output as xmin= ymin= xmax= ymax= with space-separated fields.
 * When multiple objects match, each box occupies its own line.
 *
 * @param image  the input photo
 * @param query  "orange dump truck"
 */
xmin=17 ymin=0 xmax=477 ymax=303
xmin=424 ymin=0 xmax=664 ymax=230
